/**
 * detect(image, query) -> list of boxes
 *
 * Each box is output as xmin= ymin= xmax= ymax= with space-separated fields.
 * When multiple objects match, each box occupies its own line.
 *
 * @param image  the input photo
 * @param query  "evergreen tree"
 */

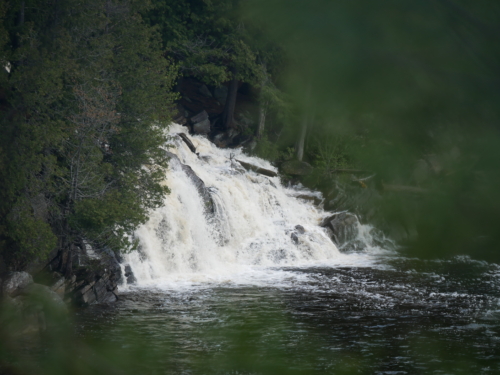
xmin=0 ymin=0 xmax=177 ymax=270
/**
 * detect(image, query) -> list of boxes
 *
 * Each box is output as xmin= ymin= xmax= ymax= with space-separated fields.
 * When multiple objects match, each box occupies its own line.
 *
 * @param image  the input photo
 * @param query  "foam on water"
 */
xmin=121 ymin=124 xmax=391 ymax=290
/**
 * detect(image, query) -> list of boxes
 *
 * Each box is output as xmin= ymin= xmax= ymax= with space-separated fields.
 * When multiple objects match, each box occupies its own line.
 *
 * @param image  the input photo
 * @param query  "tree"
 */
xmin=145 ymin=0 xmax=285 ymax=130
xmin=0 ymin=0 xmax=177 ymax=271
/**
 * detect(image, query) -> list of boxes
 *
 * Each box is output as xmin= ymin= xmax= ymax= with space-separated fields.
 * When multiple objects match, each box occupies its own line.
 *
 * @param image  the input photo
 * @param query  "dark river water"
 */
xmin=76 ymin=255 xmax=500 ymax=375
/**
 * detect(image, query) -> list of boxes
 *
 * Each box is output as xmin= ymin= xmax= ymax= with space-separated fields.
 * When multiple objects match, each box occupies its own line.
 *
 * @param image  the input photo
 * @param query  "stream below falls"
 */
xmin=77 ymin=125 xmax=500 ymax=374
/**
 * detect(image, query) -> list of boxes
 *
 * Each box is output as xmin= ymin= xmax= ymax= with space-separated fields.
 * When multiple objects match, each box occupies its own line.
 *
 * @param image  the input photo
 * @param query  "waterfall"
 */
xmin=122 ymin=124 xmax=388 ymax=288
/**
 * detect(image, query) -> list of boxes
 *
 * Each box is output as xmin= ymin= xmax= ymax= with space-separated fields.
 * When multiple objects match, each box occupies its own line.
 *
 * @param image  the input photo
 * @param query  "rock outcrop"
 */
xmin=321 ymin=212 xmax=359 ymax=247
xmin=191 ymin=110 xmax=211 ymax=135
xmin=236 ymin=159 xmax=277 ymax=178
xmin=2 ymin=272 xmax=33 ymax=297
xmin=166 ymin=151 xmax=215 ymax=214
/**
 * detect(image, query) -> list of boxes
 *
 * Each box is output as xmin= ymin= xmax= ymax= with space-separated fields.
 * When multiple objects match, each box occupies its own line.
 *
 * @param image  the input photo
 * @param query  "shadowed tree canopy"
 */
xmin=144 ymin=0 xmax=284 ymax=130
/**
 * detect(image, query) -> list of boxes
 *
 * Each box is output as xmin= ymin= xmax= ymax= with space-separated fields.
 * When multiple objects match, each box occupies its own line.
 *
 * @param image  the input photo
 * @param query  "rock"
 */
xmin=281 ymin=160 xmax=313 ymax=176
xmin=191 ymin=110 xmax=209 ymax=124
xmin=50 ymin=275 xmax=66 ymax=298
xmin=124 ymin=264 xmax=136 ymax=284
xmin=289 ymin=225 xmax=306 ymax=244
xmin=212 ymin=132 xmax=229 ymax=148
xmin=3 ymin=272 xmax=33 ymax=297
xmin=198 ymin=84 xmax=212 ymax=97
xmin=214 ymin=85 xmax=228 ymax=104
xmin=193 ymin=118 xmax=211 ymax=135
xmin=166 ymin=151 xmax=215 ymax=214
xmin=295 ymin=225 xmax=305 ymax=234
xmin=236 ymin=159 xmax=278 ymax=178
xmin=177 ymin=133 xmax=197 ymax=154
xmin=295 ymin=193 xmax=323 ymax=206
xmin=321 ymin=212 xmax=359 ymax=246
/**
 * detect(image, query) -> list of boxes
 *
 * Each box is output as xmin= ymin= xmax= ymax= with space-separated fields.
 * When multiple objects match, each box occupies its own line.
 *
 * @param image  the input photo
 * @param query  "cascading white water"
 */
xmin=122 ymin=124 xmax=387 ymax=288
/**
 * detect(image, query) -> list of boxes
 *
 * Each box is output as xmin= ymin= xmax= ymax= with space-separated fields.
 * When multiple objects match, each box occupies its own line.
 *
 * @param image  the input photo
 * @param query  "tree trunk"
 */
xmin=256 ymin=63 xmax=268 ymax=139
xmin=222 ymin=68 xmax=238 ymax=130
xmin=296 ymin=114 xmax=308 ymax=161
xmin=18 ymin=1 xmax=25 ymax=26
xmin=257 ymin=102 xmax=267 ymax=139
xmin=296 ymin=84 xmax=313 ymax=161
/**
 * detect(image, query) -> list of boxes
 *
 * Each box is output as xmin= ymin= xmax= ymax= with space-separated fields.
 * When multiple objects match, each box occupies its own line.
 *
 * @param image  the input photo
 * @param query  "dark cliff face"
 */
xmin=44 ymin=244 xmax=122 ymax=307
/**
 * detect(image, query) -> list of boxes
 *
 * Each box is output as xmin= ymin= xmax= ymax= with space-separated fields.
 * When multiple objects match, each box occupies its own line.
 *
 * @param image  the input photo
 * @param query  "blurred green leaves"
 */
xmin=243 ymin=0 xmax=500 ymax=261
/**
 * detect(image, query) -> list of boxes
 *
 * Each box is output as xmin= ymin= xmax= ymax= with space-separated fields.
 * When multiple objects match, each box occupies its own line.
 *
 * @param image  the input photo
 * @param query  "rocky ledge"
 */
xmin=0 ymin=243 xmax=122 ymax=335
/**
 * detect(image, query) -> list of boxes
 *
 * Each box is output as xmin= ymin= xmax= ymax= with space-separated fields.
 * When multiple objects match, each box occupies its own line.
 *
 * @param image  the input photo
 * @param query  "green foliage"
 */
xmin=0 ymin=0 xmax=177 ymax=269
xmin=145 ymin=0 xmax=282 ymax=87
xmin=245 ymin=0 xmax=500 ymax=261
xmin=5 ymin=201 xmax=57 ymax=266
xmin=310 ymin=135 xmax=352 ymax=175
xmin=253 ymin=134 xmax=282 ymax=162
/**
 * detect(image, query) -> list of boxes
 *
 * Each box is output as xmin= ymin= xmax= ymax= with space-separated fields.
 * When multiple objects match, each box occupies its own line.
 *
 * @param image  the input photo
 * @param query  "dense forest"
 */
xmin=0 ymin=0 xmax=286 ymax=273
xmin=2 ymin=0 xmax=500 ymax=276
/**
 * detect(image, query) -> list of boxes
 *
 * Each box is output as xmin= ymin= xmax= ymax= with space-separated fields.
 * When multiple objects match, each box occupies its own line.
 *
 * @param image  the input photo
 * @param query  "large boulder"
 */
xmin=321 ymin=212 xmax=359 ymax=246
xmin=193 ymin=119 xmax=211 ymax=135
xmin=281 ymin=160 xmax=313 ymax=176
xmin=191 ymin=110 xmax=211 ymax=135
xmin=3 ymin=272 xmax=33 ymax=297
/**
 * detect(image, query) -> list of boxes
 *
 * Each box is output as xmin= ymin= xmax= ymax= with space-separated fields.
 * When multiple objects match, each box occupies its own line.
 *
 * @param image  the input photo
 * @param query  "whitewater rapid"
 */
xmin=121 ymin=124 xmax=390 ymax=289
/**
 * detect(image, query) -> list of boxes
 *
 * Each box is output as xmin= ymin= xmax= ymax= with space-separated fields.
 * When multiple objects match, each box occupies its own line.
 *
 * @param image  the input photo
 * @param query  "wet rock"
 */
xmin=3 ymin=272 xmax=33 ymax=297
xmin=165 ymin=151 xmax=215 ymax=214
xmin=236 ymin=159 xmax=278 ymax=178
xmin=177 ymin=133 xmax=197 ymax=154
xmin=50 ymin=275 xmax=66 ymax=298
xmin=124 ymin=265 xmax=137 ymax=284
xmin=193 ymin=118 xmax=211 ymax=135
xmin=281 ymin=160 xmax=313 ymax=176
xmin=295 ymin=225 xmax=305 ymax=234
xmin=72 ymin=269 xmax=118 ymax=306
xmin=212 ymin=132 xmax=229 ymax=148
xmin=321 ymin=212 xmax=359 ymax=246
xmin=290 ymin=225 xmax=306 ymax=244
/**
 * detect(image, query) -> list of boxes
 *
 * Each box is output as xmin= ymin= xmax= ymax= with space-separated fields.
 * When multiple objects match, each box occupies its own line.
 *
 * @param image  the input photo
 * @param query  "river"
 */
xmin=77 ymin=125 xmax=500 ymax=374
